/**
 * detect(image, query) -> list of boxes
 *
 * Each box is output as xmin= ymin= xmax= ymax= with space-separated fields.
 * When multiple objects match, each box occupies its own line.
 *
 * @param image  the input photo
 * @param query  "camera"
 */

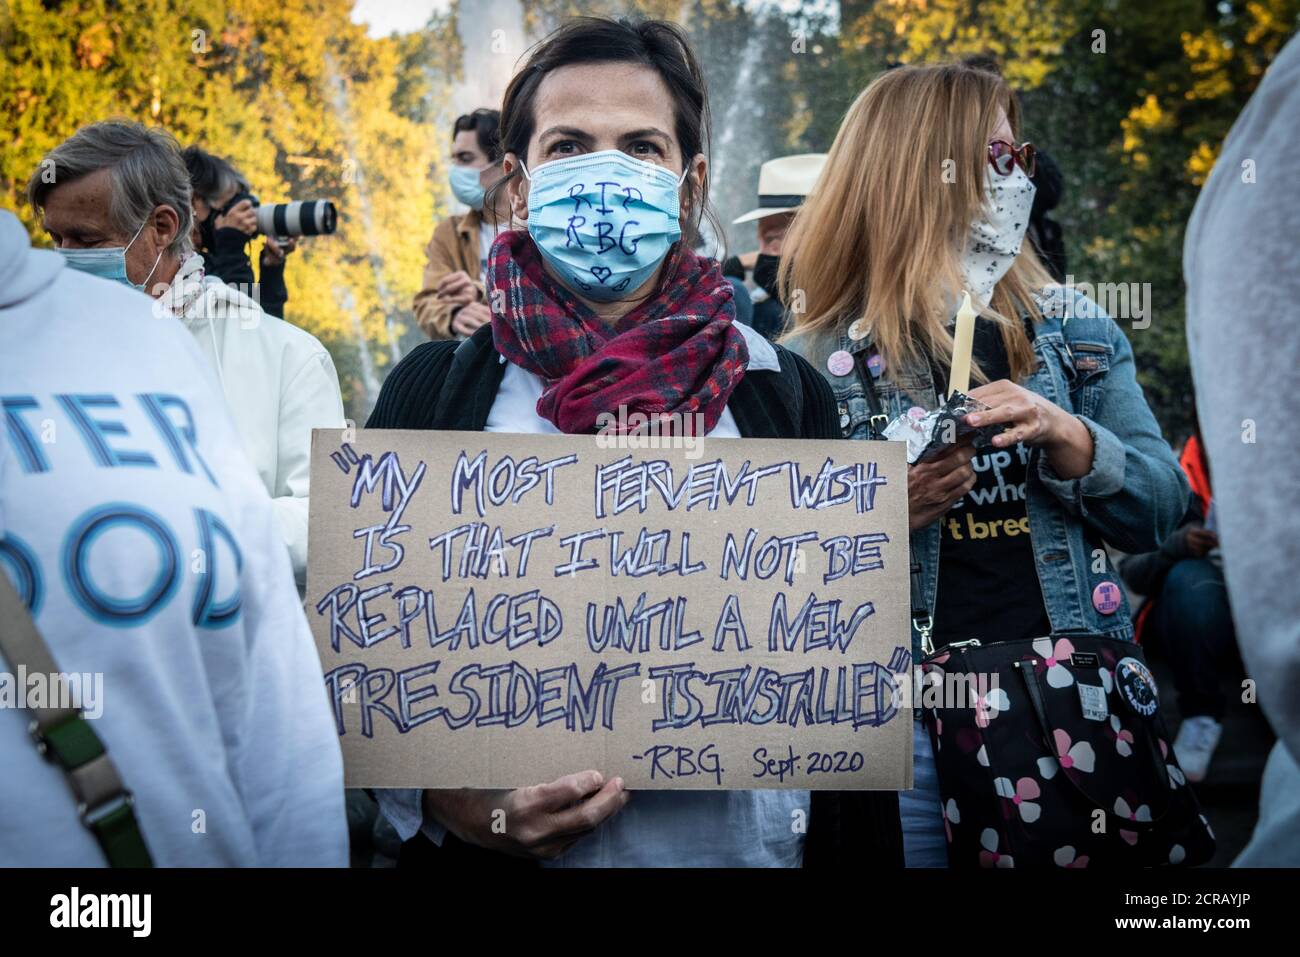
xmin=224 ymin=193 xmax=338 ymax=237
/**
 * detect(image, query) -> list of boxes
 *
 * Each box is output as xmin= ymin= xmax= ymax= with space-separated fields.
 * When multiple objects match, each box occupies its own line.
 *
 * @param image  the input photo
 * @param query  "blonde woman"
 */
xmin=782 ymin=64 xmax=1187 ymax=867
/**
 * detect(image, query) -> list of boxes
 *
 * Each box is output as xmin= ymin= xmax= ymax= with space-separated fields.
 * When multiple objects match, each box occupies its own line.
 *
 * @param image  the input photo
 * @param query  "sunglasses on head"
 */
xmin=988 ymin=140 xmax=1036 ymax=178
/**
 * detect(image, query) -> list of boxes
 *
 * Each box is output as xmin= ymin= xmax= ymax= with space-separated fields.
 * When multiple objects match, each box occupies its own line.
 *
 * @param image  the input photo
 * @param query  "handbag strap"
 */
xmin=0 ymin=574 xmax=153 ymax=867
xmin=1018 ymin=657 xmax=1175 ymax=830
xmin=851 ymin=349 xmax=936 ymax=654
xmin=854 ymin=350 xmax=891 ymax=441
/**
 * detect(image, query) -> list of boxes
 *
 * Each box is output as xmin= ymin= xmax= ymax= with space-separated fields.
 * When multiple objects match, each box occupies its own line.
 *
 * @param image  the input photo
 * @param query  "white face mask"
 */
xmin=960 ymin=165 xmax=1036 ymax=310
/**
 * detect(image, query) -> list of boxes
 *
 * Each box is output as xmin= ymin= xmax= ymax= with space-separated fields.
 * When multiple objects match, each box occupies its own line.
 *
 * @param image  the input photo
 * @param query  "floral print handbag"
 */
xmin=919 ymin=634 xmax=1216 ymax=868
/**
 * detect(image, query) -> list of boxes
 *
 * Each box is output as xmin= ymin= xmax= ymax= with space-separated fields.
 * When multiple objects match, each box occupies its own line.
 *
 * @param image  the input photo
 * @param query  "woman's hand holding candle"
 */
xmin=966 ymin=379 xmax=1095 ymax=479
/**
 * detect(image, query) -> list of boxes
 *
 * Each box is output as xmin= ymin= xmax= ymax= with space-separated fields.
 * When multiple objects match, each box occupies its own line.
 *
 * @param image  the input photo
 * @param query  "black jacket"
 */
xmin=202 ymin=227 xmax=288 ymax=319
xmin=366 ymin=325 xmax=905 ymax=869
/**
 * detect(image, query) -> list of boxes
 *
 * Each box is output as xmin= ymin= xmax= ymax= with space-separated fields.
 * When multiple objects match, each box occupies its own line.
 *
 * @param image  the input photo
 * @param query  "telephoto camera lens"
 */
xmin=255 ymin=200 xmax=337 ymax=237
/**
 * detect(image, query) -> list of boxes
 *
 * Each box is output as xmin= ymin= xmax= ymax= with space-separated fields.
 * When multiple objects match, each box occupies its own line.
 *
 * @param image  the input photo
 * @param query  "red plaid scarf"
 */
xmin=488 ymin=229 xmax=749 ymax=435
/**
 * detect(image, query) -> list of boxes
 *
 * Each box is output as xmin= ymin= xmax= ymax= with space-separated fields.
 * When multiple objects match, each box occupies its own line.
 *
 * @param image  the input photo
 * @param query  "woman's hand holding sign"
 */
xmin=966 ymin=379 xmax=1095 ymax=480
xmin=423 ymin=770 xmax=629 ymax=860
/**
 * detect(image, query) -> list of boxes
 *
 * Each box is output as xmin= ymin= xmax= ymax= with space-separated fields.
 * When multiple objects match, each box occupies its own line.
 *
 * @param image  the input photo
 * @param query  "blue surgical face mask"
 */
xmin=57 ymin=220 xmax=162 ymax=292
xmin=522 ymin=149 xmax=688 ymax=301
xmin=449 ymin=164 xmax=486 ymax=210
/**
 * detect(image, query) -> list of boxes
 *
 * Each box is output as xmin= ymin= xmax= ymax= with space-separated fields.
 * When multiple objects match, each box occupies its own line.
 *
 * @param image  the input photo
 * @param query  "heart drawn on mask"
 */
xmin=590 ymin=265 xmax=613 ymax=284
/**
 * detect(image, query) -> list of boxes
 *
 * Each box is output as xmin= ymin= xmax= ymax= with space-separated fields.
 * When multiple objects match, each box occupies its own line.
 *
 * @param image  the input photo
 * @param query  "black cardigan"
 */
xmin=366 ymin=325 xmax=904 ymax=869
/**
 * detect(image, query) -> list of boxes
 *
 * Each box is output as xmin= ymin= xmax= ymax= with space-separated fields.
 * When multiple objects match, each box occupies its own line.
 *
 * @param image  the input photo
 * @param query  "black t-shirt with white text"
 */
xmin=931 ymin=320 xmax=1052 ymax=646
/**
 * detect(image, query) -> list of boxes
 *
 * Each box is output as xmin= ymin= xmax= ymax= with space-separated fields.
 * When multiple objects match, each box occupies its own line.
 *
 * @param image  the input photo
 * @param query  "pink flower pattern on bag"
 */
xmin=919 ymin=639 xmax=1215 ymax=867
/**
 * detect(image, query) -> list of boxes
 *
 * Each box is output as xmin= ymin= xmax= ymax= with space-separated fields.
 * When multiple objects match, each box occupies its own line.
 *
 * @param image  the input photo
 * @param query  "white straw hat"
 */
xmin=732 ymin=153 xmax=828 ymax=225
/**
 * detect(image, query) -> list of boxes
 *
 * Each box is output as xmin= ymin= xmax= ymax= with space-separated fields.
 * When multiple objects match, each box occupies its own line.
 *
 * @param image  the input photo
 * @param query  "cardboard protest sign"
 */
xmin=306 ymin=428 xmax=913 ymax=790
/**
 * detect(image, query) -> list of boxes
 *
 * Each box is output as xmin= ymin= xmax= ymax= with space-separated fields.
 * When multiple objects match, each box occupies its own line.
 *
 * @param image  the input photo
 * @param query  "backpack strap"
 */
xmin=0 ymin=574 xmax=152 ymax=867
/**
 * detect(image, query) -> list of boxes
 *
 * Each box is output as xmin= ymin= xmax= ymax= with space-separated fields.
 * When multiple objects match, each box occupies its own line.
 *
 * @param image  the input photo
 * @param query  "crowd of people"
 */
xmin=1 ymin=14 xmax=1296 ymax=868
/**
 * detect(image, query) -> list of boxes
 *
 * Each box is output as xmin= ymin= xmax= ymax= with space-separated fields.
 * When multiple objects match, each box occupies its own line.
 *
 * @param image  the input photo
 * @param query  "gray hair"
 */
xmin=27 ymin=120 xmax=194 ymax=258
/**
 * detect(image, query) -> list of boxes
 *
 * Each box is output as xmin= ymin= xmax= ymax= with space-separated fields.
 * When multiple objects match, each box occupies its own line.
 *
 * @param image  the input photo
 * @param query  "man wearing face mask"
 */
xmin=26 ymin=121 xmax=345 ymax=591
xmin=724 ymin=154 xmax=826 ymax=341
xmin=413 ymin=108 xmax=514 ymax=340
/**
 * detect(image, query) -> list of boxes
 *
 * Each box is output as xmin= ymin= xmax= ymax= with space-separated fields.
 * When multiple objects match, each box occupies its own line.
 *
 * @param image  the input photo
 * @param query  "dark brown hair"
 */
xmin=489 ymin=16 xmax=718 ymax=246
xmin=453 ymin=108 xmax=501 ymax=162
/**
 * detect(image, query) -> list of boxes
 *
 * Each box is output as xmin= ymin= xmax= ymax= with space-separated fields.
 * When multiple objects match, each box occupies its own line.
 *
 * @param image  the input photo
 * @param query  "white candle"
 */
xmin=948 ymin=290 xmax=977 ymax=398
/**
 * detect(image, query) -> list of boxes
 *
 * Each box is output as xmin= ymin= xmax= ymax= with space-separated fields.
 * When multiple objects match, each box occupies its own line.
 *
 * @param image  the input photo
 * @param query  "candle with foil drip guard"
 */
xmin=948 ymin=290 xmax=977 ymax=398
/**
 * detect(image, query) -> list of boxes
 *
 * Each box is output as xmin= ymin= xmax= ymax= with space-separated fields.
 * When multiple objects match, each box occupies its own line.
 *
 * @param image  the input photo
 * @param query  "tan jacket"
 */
xmin=414 ymin=209 xmax=484 ymax=340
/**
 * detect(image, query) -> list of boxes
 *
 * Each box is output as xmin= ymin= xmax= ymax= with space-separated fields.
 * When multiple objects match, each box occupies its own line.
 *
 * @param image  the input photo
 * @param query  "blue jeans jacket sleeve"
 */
xmin=1035 ymin=310 xmax=1188 ymax=554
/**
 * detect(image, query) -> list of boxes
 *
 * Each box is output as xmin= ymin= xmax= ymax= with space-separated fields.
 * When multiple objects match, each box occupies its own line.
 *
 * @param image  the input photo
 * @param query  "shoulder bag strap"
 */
xmin=0 ymin=575 xmax=152 ymax=867
xmin=851 ymin=349 xmax=936 ymax=655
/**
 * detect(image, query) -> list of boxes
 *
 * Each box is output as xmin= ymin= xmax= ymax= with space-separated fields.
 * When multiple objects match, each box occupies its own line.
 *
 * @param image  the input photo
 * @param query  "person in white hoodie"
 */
xmin=0 ymin=208 xmax=346 ymax=865
xmin=26 ymin=121 xmax=345 ymax=588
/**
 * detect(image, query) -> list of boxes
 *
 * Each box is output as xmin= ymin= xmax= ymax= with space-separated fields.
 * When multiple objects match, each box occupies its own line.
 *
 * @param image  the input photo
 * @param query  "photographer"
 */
xmin=184 ymin=145 xmax=292 ymax=319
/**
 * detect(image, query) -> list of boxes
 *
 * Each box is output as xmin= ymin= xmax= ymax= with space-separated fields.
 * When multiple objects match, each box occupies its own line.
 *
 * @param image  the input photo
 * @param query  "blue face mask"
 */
xmin=449 ymin=164 xmax=486 ymax=210
xmin=57 ymin=220 xmax=162 ymax=291
xmin=522 ymin=149 xmax=688 ymax=301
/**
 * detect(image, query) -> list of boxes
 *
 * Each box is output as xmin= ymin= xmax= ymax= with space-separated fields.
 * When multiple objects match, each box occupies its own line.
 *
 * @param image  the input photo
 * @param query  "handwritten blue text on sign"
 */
xmin=306 ymin=430 xmax=913 ymax=789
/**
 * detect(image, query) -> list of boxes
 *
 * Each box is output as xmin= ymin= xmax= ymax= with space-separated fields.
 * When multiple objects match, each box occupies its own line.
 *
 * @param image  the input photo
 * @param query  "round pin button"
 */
xmin=848 ymin=319 xmax=869 ymax=341
xmin=867 ymin=352 xmax=885 ymax=378
xmin=1115 ymin=656 xmax=1158 ymax=718
xmin=827 ymin=350 xmax=854 ymax=377
xmin=907 ymin=406 xmax=927 ymax=420
xmin=1092 ymin=581 xmax=1122 ymax=615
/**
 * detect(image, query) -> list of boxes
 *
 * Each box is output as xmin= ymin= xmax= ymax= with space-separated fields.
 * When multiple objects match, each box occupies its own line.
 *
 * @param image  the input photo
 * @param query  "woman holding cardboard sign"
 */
xmin=366 ymin=17 xmax=901 ymax=867
xmin=782 ymin=64 xmax=1191 ymax=867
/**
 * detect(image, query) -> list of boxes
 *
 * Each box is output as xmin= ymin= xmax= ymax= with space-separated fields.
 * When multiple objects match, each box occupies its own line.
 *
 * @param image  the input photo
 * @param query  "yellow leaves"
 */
xmin=76 ymin=21 xmax=114 ymax=70
xmin=1181 ymin=29 xmax=1234 ymax=101
xmin=1245 ymin=0 xmax=1284 ymax=46
xmin=1186 ymin=141 xmax=1219 ymax=186
xmin=1083 ymin=235 xmax=1117 ymax=262
xmin=1120 ymin=93 xmax=1170 ymax=168
xmin=13 ymin=87 xmax=38 ymax=115
xmin=220 ymin=23 xmax=256 ymax=50
xmin=1181 ymin=30 xmax=1232 ymax=72
xmin=842 ymin=0 xmax=1075 ymax=90
xmin=1127 ymin=93 xmax=1167 ymax=131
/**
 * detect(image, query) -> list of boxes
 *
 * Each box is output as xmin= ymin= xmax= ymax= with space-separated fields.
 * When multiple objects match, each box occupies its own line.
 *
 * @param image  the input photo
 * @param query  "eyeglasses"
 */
xmin=988 ymin=140 xmax=1036 ymax=178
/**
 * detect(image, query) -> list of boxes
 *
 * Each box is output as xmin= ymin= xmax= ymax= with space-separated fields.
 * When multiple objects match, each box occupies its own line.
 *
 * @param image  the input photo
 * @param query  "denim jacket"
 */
xmin=784 ymin=287 xmax=1189 ymax=660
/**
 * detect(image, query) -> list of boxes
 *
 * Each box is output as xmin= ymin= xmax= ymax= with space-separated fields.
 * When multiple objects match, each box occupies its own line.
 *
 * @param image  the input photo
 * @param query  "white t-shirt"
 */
xmin=0 ymin=213 xmax=347 ymax=866
xmin=478 ymin=221 xmax=496 ymax=286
